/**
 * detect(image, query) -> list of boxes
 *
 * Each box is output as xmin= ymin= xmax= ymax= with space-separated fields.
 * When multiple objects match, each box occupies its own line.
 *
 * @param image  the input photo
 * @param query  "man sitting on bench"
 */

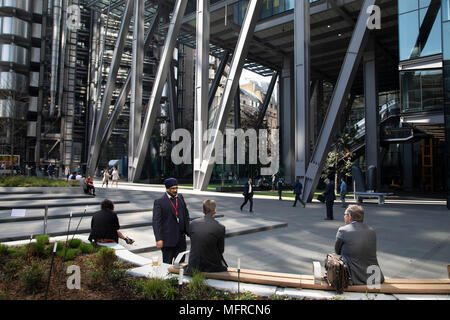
xmin=186 ymin=200 xmax=228 ymax=274
xmin=335 ymin=205 xmax=385 ymax=286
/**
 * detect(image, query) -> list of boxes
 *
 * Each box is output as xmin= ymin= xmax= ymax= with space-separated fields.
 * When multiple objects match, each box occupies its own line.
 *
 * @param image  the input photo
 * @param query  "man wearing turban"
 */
xmin=152 ymin=178 xmax=191 ymax=264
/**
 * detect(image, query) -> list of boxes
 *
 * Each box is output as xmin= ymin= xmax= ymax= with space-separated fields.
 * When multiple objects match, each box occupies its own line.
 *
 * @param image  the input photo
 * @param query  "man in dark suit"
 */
xmin=186 ymin=200 xmax=228 ymax=274
xmin=323 ymin=178 xmax=335 ymax=220
xmin=153 ymin=178 xmax=190 ymax=264
xmin=292 ymin=177 xmax=306 ymax=208
xmin=335 ymin=205 xmax=385 ymax=286
xmin=240 ymin=177 xmax=254 ymax=212
xmin=277 ymin=177 xmax=283 ymax=200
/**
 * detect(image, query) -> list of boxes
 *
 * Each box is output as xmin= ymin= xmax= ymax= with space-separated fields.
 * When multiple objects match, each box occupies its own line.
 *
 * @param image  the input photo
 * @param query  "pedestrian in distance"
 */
xmin=111 ymin=167 xmax=119 ymax=188
xmin=240 ymin=177 xmax=254 ymax=213
xmin=277 ymin=177 xmax=283 ymax=200
xmin=102 ymin=168 xmax=110 ymax=188
xmin=152 ymin=178 xmax=191 ymax=264
xmin=323 ymin=178 xmax=336 ymax=220
xmin=340 ymin=177 xmax=348 ymax=208
xmin=293 ymin=177 xmax=306 ymax=208
xmin=271 ymin=173 xmax=276 ymax=191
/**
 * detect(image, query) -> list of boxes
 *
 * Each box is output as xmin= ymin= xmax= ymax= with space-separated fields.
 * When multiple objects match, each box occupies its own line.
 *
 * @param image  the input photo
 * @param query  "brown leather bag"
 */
xmin=324 ymin=253 xmax=350 ymax=293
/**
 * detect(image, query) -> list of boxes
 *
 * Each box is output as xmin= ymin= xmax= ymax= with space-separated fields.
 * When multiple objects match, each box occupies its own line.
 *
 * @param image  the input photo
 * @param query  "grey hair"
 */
xmin=324 ymin=178 xmax=330 ymax=183
xmin=345 ymin=205 xmax=364 ymax=222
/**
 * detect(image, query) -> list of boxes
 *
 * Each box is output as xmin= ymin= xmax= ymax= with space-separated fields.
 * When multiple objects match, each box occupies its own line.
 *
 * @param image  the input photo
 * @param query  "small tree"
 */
xmin=321 ymin=127 xmax=356 ymax=193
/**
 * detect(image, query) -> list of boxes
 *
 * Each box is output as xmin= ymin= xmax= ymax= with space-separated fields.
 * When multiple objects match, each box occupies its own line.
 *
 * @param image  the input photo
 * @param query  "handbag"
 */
xmin=324 ymin=253 xmax=350 ymax=293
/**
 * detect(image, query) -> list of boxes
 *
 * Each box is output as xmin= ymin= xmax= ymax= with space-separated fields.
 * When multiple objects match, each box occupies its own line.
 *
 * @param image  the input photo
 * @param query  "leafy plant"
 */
xmin=19 ymin=262 xmax=45 ymax=293
xmin=79 ymin=243 xmax=94 ymax=254
xmin=26 ymin=242 xmax=47 ymax=258
xmin=95 ymin=247 xmax=116 ymax=272
xmin=0 ymin=244 xmax=8 ymax=256
xmin=5 ymin=258 xmax=24 ymax=279
xmin=107 ymin=269 xmax=126 ymax=286
xmin=7 ymin=246 xmax=26 ymax=258
xmin=135 ymin=278 xmax=174 ymax=300
xmin=56 ymin=248 xmax=80 ymax=261
xmin=188 ymin=270 xmax=209 ymax=298
xmin=35 ymin=234 xmax=50 ymax=246
xmin=236 ymin=290 xmax=258 ymax=300
xmin=0 ymin=289 xmax=7 ymax=300
xmin=68 ymin=239 xmax=82 ymax=249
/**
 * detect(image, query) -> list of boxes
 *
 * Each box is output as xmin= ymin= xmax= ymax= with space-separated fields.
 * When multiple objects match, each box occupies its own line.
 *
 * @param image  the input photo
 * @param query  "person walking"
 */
xmin=292 ymin=177 xmax=306 ymax=208
xmin=240 ymin=177 xmax=254 ymax=213
xmin=277 ymin=177 xmax=283 ymax=200
xmin=153 ymin=178 xmax=190 ymax=264
xmin=102 ymin=168 xmax=110 ymax=188
xmin=47 ymin=163 xmax=55 ymax=178
xmin=323 ymin=178 xmax=336 ymax=220
xmin=271 ymin=174 xmax=276 ymax=191
xmin=111 ymin=167 xmax=119 ymax=188
xmin=340 ymin=177 xmax=348 ymax=208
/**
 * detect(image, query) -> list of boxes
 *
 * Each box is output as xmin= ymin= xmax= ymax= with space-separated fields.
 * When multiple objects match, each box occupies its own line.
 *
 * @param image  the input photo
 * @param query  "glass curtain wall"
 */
xmin=442 ymin=0 xmax=450 ymax=207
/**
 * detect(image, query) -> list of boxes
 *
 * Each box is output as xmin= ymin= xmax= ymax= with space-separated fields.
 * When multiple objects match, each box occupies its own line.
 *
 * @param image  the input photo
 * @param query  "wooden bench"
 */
xmin=352 ymin=192 xmax=393 ymax=205
xmin=168 ymin=264 xmax=450 ymax=294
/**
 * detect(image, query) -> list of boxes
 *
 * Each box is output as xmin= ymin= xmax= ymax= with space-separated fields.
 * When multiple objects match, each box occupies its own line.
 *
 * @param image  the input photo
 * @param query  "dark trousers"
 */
xmin=161 ymin=236 xmax=187 ymax=264
xmin=87 ymin=185 xmax=95 ymax=195
xmin=326 ymin=200 xmax=334 ymax=219
xmin=278 ymin=189 xmax=282 ymax=200
xmin=241 ymin=195 xmax=253 ymax=211
xmin=293 ymin=194 xmax=305 ymax=207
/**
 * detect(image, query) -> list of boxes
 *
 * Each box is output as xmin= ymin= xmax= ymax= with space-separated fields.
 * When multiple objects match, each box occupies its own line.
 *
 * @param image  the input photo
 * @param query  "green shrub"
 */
xmin=5 ymin=258 xmax=25 ymax=279
xmin=19 ymin=262 xmax=45 ymax=293
xmin=68 ymin=239 xmax=82 ymax=249
xmin=79 ymin=243 xmax=94 ymax=254
xmin=136 ymin=278 xmax=170 ymax=300
xmin=107 ymin=269 xmax=126 ymax=285
xmin=188 ymin=270 xmax=209 ymax=298
xmin=95 ymin=247 xmax=116 ymax=272
xmin=7 ymin=247 xmax=26 ymax=258
xmin=0 ymin=244 xmax=8 ymax=256
xmin=56 ymin=248 xmax=80 ymax=261
xmin=0 ymin=176 xmax=77 ymax=187
xmin=0 ymin=289 xmax=7 ymax=300
xmin=88 ymin=270 xmax=104 ymax=287
xmin=26 ymin=242 xmax=47 ymax=257
xmin=35 ymin=235 xmax=50 ymax=246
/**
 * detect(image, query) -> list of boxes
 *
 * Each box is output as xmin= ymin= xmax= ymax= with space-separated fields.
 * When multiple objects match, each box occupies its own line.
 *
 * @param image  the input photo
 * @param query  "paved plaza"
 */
xmin=1 ymin=182 xmax=449 ymax=281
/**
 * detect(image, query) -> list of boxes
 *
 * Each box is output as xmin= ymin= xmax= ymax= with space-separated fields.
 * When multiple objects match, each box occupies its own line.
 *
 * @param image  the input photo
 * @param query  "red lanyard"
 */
xmin=169 ymin=198 xmax=178 ymax=217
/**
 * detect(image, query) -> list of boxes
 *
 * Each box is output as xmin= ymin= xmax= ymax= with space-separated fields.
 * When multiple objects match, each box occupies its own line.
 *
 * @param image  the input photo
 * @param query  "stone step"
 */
xmin=0 ymin=194 xmax=96 ymax=202
xmin=0 ymin=199 xmax=130 ymax=210
xmin=98 ymin=217 xmax=288 ymax=254
xmin=0 ymin=210 xmax=223 ymax=243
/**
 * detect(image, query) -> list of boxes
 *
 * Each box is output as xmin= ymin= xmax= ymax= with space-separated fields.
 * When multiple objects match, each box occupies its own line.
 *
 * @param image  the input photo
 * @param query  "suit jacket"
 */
xmin=293 ymin=181 xmax=303 ymax=195
xmin=152 ymin=193 xmax=190 ymax=248
xmin=323 ymin=182 xmax=336 ymax=202
xmin=335 ymin=222 xmax=385 ymax=285
xmin=186 ymin=215 xmax=228 ymax=273
xmin=243 ymin=182 xmax=254 ymax=197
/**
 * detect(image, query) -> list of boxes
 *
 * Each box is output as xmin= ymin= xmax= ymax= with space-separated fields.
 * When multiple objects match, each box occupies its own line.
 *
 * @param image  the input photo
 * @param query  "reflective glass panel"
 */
xmin=420 ymin=8 xmax=442 ymax=56
xmin=401 ymin=71 xmax=422 ymax=112
xmin=444 ymin=0 xmax=450 ymax=21
xmin=421 ymin=70 xmax=444 ymax=111
xmin=399 ymin=11 xmax=419 ymax=60
xmin=399 ymin=0 xmax=418 ymax=14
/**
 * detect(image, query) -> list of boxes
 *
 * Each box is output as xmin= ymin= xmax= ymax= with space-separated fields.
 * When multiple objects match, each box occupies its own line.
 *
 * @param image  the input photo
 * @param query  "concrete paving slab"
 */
xmin=393 ymin=294 xmax=450 ymax=300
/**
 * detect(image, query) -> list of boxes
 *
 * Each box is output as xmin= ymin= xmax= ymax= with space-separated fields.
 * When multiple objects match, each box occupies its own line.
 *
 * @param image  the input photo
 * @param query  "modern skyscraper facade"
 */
xmin=0 ymin=0 xmax=449 ymax=207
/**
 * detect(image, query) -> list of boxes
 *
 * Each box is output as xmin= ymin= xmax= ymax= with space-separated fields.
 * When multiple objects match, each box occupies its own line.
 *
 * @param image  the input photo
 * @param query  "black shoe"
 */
xmin=303 ymin=204 xmax=306 ymax=208
xmin=240 ymin=206 xmax=243 ymax=211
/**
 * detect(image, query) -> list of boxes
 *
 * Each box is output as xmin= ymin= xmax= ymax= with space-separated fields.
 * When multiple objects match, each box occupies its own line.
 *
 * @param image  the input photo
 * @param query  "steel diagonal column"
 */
xmin=168 ymin=61 xmax=178 ymax=134
xmin=256 ymin=71 xmax=279 ymax=129
xmin=100 ymin=11 xmax=161 ymax=150
xmin=128 ymin=0 xmax=145 ymax=180
xmin=302 ymin=0 xmax=377 ymax=202
xmin=197 ymin=0 xmax=264 ymax=191
xmin=87 ymin=0 xmax=134 ymax=176
xmin=364 ymin=38 xmax=379 ymax=190
xmin=193 ymin=0 xmax=210 ymax=190
xmin=295 ymin=0 xmax=310 ymax=185
xmin=208 ymin=51 xmax=230 ymax=109
xmin=131 ymin=0 xmax=188 ymax=182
